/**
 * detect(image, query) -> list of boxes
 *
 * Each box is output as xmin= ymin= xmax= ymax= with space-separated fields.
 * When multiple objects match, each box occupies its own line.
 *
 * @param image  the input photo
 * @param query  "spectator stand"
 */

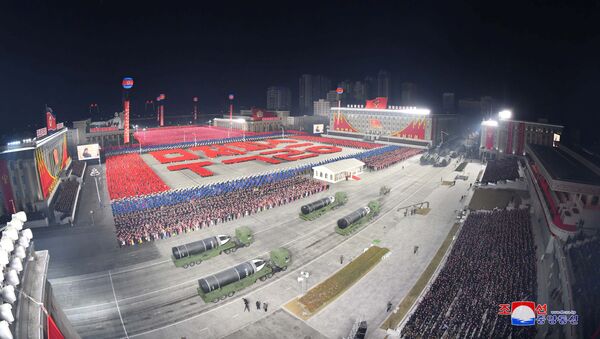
xmin=563 ymin=234 xmax=600 ymax=339
xmin=399 ymin=209 xmax=537 ymax=339
xmin=67 ymin=161 xmax=86 ymax=184
xmin=52 ymin=179 xmax=81 ymax=225
xmin=480 ymin=157 xmax=520 ymax=184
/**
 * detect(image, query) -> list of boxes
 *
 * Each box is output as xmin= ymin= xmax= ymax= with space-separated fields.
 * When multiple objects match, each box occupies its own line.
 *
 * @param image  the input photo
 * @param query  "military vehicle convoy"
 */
xmin=300 ymin=192 xmax=348 ymax=220
xmin=171 ymin=226 xmax=253 ymax=268
xmin=335 ymin=200 xmax=381 ymax=235
xmin=197 ymin=248 xmax=291 ymax=303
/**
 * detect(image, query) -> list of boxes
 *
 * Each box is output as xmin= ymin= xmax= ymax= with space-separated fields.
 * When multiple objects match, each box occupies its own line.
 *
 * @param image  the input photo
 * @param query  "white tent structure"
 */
xmin=312 ymin=158 xmax=365 ymax=183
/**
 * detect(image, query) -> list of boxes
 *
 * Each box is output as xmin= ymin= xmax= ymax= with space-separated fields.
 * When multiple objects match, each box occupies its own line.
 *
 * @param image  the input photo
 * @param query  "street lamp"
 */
xmin=90 ymin=210 xmax=95 ymax=226
xmin=90 ymin=167 xmax=101 ymax=204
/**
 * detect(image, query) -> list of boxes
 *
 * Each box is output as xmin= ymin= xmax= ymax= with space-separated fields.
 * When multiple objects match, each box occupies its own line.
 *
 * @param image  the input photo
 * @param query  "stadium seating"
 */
xmin=401 ymin=209 xmax=537 ymax=339
xmin=70 ymin=161 xmax=86 ymax=178
xmin=481 ymin=158 xmax=520 ymax=183
xmin=564 ymin=234 xmax=600 ymax=339
xmin=290 ymin=135 xmax=382 ymax=149
xmin=54 ymin=180 xmax=80 ymax=214
xmin=106 ymin=153 xmax=169 ymax=200
xmin=362 ymin=147 xmax=423 ymax=170
xmin=113 ymin=176 xmax=329 ymax=246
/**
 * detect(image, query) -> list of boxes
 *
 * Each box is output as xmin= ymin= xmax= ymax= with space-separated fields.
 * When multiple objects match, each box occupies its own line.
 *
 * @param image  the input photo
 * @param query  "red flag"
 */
xmin=47 ymin=315 xmax=65 ymax=339
xmin=46 ymin=110 xmax=57 ymax=131
xmin=365 ymin=97 xmax=388 ymax=109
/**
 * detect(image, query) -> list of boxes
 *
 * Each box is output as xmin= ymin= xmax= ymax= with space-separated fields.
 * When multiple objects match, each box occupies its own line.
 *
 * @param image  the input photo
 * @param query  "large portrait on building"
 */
xmin=77 ymin=144 xmax=100 ymax=160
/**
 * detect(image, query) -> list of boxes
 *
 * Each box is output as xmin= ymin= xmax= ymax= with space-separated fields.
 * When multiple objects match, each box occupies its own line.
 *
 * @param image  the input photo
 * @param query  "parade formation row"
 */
xmin=169 ymin=193 xmax=383 ymax=303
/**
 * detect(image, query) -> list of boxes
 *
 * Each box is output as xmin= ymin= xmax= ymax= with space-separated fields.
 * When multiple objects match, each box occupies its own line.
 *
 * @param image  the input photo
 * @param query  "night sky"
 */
xmin=1 ymin=1 xmax=599 ymax=147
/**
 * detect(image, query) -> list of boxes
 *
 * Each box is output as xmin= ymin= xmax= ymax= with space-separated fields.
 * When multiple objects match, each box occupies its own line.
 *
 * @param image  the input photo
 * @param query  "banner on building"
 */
xmin=313 ymin=124 xmax=324 ymax=134
xmin=36 ymin=127 xmax=48 ymax=138
xmin=365 ymin=97 xmax=388 ymax=109
xmin=56 ymin=122 xmax=64 ymax=130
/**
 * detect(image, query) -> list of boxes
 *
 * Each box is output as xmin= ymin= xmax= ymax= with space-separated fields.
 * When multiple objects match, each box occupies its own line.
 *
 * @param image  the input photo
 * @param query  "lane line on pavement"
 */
xmin=125 ymin=162 xmax=441 ymax=338
xmin=109 ymin=270 xmax=129 ymax=339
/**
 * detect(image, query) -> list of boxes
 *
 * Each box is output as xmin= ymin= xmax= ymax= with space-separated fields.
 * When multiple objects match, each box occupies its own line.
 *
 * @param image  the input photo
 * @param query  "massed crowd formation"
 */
xmin=363 ymin=147 xmax=423 ymax=170
xmin=114 ymin=176 xmax=328 ymax=246
xmin=402 ymin=209 xmax=537 ymax=339
xmin=106 ymin=153 xmax=170 ymax=200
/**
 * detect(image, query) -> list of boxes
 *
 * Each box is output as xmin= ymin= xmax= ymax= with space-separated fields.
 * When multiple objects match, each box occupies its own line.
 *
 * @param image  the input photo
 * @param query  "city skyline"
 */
xmin=1 ymin=1 xmax=599 ymax=147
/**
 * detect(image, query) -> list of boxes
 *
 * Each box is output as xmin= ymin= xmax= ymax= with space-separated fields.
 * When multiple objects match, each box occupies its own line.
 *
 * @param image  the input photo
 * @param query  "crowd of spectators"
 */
xmin=481 ymin=158 xmax=520 ymax=184
xmin=291 ymin=135 xmax=382 ymax=149
xmin=54 ymin=180 xmax=80 ymax=214
xmin=401 ymin=209 xmax=537 ymax=339
xmin=106 ymin=153 xmax=169 ymax=200
xmin=362 ymin=147 xmax=422 ymax=170
xmin=564 ymin=233 xmax=600 ymax=339
xmin=70 ymin=161 xmax=86 ymax=178
xmin=114 ymin=176 xmax=328 ymax=246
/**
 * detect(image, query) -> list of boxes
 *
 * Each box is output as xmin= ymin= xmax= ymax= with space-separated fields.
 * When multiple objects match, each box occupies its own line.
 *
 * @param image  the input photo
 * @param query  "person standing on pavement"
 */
xmin=340 ymin=255 xmax=344 ymax=265
xmin=387 ymin=301 xmax=393 ymax=312
xmin=256 ymin=300 xmax=261 ymax=310
xmin=243 ymin=298 xmax=250 ymax=312
xmin=263 ymin=302 xmax=268 ymax=312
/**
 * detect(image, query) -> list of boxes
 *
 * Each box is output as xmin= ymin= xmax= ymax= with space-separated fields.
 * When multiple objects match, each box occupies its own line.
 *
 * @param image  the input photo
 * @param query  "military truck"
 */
xmin=335 ymin=200 xmax=381 ymax=235
xmin=171 ymin=226 xmax=253 ymax=268
xmin=197 ymin=248 xmax=291 ymax=303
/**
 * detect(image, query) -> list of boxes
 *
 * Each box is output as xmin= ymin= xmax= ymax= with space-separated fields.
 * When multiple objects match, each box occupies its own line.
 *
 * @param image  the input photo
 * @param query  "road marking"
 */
xmin=109 ymin=270 xmax=129 ymax=339
xmin=126 ymin=163 xmax=440 ymax=338
xmin=232 ymin=314 xmax=239 ymax=318
xmin=51 ymin=259 xmax=172 ymax=285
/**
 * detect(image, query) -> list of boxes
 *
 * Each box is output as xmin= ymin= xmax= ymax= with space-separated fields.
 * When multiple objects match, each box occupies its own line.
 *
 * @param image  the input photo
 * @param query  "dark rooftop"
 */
xmin=528 ymin=144 xmax=600 ymax=186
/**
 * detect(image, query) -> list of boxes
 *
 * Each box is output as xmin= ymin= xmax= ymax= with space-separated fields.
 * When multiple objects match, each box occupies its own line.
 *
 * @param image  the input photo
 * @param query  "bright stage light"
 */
xmin=498 ymin=110 xmax=512 ymax=120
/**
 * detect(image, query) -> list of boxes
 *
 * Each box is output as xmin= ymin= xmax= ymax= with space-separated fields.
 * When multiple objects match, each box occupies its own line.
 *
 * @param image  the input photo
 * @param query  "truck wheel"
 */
xmin=183 ymin=264 xmax=189 ymax=269
xmin=189 ymin=262 xmax=195 ymax=267
xmin=224 ymin=249 xmax=231 ymax=254
xmin=231 ymin=247 xmax=237 ymax=252
xmin=220 ymin=295 xmax=227 ymax=300
xmin=281 ymin=266 xmax=288 ymax=271
xmin=212 ymin=299 xmax=219 ymax=303
xmin=266 ymin=273 xmax=273 ymax=279
xmin=259 ymin=276 xmax=267 ymax=282
xmin=228 ymin=291 xmax=235 ymax=297
xmin=196 ymin=260 xmax=202 ymax=265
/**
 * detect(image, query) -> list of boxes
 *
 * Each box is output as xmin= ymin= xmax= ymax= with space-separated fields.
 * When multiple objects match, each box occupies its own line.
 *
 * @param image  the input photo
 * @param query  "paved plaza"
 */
xmin=33 ymin=156 xmax=483 ymax=338
xmin=141 ymin=141 xmax=366 ymax=189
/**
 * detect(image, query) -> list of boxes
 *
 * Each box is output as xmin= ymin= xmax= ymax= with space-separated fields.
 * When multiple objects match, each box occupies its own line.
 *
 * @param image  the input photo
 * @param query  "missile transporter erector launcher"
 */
xmin=335 ymin=200 xmax=381 ymax=235
xmin=171 ymin=226 xmax=253 ymax=268
xmin=197 ymin=248 xmax=291 ymax=303
xmin=301 ymin=196 xmax=335 ymax=215
xmin=300 ymin=192 xmax=348 ymax=221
